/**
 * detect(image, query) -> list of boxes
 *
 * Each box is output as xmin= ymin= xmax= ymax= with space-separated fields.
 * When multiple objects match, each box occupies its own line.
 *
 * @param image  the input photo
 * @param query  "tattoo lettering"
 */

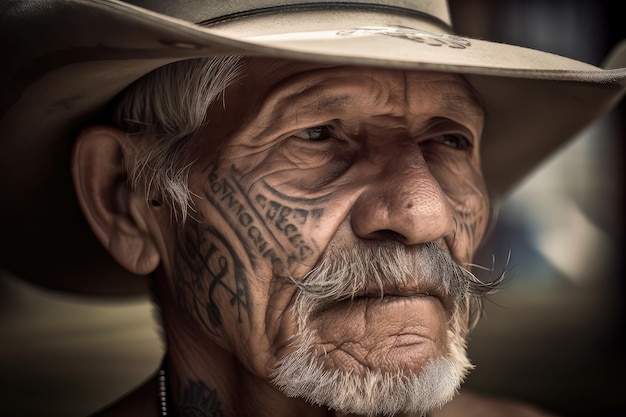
xmin=206 ymin=166 xmax=284 ymax=268
xmin=255 ymin=194 xmax=322 ymax=262
xmin=204 ymin=164 xmax=323 ymax=269
xmin=175 ymin=222 xmax=251 ymax=334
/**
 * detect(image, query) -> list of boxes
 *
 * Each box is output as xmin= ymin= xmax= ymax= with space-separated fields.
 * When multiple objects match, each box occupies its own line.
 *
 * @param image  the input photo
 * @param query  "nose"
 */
xmin=350 ymin=145 xmax=455 ymax=246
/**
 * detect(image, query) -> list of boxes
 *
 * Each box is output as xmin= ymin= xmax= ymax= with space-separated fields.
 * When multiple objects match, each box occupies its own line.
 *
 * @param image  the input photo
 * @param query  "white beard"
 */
xmin=270 ymin=240 xmax=486 ymax=416
xmin=272 ymin=327 xmax=472 ymax=416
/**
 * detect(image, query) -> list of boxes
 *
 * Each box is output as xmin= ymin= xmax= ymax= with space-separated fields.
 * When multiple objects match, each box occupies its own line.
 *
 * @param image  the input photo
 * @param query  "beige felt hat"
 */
xmin=1 ymin=0 xmax=625 ymax=296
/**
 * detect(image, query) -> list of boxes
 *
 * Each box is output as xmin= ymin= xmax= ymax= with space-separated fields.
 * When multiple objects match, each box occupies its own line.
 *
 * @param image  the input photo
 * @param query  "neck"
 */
xmin=161 ymin=354 xmax=425 ymax=417
xmin=156 ymin=287 xmax=425 ymax=417
xmin=162 ymin=347 xmax=325 ymax=417
xmin=162 ymin=331 xmax=423 ymax=417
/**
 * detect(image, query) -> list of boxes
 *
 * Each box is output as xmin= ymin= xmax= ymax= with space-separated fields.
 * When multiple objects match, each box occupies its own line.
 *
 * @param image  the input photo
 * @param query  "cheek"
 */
xmin=173 ymin=159 xmax=339 ymax=368
xmin=428 ymin=157 xmax=489 ymax=261
xmin=171 ymin=218 xmax=292 ymax=376
xmin=231 ymin=137 xmax=357 ymax=191
xmin=271 ymin=139 xmax=356 ymax=188
xmin=450 ymin=187 xmax=489 ymax=262
xmin=173 ymin=220 xmax=253 ymax=339
xmin=200 ymin=160 xmax=329 ymax=275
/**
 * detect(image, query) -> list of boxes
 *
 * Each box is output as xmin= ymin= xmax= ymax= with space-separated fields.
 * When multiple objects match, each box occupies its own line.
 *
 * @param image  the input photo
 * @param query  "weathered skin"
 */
xmin=74 ymin=58 xmax=531 ymax=417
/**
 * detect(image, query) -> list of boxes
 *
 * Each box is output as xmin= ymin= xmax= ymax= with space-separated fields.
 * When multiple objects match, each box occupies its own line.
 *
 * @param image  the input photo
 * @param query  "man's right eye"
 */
xmin=292 ymin=125 xmax=334 ymax=141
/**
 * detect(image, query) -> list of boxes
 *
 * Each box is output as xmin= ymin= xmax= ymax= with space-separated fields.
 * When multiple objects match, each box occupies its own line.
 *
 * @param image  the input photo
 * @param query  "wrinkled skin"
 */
xmin=80 ymin=58 xmax=502 ymax=416
xmin=161 ymin=58 xmax=488 ymax=416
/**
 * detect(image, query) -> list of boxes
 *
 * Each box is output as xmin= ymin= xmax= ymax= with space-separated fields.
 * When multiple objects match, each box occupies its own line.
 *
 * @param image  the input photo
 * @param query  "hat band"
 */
xmin=199 ymin=1 xmax=452 ymax=32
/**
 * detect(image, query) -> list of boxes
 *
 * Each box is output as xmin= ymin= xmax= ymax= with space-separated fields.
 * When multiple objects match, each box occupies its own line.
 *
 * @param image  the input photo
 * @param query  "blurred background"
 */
xmin=1 ymin=0 xmax=624 ymax=416
xmin=450 ymin=1 xmax=626 ymax=416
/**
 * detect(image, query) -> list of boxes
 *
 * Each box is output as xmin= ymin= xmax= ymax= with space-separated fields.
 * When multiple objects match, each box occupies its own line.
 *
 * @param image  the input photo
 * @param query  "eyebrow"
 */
xmin=437 ymin=92 xmax=485 ymax=120
xmin=302 ymin=94 xmax=354 ymax=113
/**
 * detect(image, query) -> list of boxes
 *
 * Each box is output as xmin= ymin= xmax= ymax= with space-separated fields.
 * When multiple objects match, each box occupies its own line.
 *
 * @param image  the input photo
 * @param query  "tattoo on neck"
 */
xmin=177 ymin=380 xmax=225 ymax=417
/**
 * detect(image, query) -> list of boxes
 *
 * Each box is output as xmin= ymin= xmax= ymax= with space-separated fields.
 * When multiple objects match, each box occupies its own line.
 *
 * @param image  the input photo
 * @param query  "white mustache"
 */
xmin=290 ymin=240 xmax=503 ymax=330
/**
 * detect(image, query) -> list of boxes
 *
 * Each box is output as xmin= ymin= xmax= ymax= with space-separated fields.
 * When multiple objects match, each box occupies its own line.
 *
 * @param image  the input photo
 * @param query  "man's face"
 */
xmin=163 ymin=58 xmax=489 ymax=413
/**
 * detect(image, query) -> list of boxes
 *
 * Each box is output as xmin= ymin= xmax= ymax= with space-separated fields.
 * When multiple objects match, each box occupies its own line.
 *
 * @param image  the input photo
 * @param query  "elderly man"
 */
xmin=1 ymin=1 xmax=624 ymax=416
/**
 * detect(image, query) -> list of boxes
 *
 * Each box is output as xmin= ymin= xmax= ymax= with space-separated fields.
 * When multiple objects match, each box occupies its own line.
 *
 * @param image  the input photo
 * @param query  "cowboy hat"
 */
xmin=1 ymin=0 xmax=625 ymax=296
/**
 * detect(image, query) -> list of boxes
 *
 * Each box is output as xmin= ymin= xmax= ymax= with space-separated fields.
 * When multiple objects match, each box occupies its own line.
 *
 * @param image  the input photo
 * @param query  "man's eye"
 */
xmin=431 ymin=133 xmax=471 ymax=150
xmin=292 ymin=125 xmax=334 ymax=141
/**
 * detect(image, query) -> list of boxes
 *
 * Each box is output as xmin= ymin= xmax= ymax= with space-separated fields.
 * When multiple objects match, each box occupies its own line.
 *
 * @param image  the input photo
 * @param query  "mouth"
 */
xmin=308 ymin=281 xmax=454 ymax=321
xmin=355 ymin=281 xmax=450 ymax=305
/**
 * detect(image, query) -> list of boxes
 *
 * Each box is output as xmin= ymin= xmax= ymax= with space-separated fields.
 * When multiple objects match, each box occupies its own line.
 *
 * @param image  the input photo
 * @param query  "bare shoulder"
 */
xmin=432 ymin=390 xmax=559 ymax=417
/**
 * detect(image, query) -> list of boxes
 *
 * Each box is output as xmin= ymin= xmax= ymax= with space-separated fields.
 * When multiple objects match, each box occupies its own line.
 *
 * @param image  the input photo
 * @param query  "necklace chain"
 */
xmin=158 ymin=366 xmax=169 ymax=417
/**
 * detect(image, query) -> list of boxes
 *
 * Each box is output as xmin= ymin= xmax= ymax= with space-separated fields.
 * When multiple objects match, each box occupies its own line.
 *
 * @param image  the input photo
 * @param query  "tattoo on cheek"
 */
xmin=454 ymin=208 xmax=486 ymax=261
xmin=175 ymin=222 xmax=251 ymax=335
xmin=255 ymin=182 xmax=324 ymax=262
xmin=443 ymin=180 xmax=488 ymax=261
xmin=204 ymin=163 xmax=324 ymax=273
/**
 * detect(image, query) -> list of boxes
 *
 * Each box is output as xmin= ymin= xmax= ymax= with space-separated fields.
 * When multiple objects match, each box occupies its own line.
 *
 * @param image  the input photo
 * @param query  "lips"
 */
xmin=351 ymin=281 xmax=448 ymax=304
xmin=307 ymin=279 xmax=454 ymax=322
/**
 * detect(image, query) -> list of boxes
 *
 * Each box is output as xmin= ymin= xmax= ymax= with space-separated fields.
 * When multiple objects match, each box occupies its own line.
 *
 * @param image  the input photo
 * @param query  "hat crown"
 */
xmin=127 ymin=0 xmax=452 ymax=28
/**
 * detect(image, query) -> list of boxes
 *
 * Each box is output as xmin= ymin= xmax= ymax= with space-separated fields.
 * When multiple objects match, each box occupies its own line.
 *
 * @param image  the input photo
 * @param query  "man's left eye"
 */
xmin=431 ymin=133 xmax=471 ymax=150
xmin=292 ymin=125 xmax=334 ymax=141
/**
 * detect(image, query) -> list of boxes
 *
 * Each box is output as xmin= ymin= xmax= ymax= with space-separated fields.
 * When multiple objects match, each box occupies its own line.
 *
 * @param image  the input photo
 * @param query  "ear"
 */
xmin=72 ymin=126 xmax=160 ymax=275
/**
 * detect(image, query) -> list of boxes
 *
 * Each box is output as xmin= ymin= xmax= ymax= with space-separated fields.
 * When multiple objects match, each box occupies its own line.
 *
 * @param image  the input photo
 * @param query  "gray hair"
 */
xmin=112 ymin=56 xmax=244 ymax=221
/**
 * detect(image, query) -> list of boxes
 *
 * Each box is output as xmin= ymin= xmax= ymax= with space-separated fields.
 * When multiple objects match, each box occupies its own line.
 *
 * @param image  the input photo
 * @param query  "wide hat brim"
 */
xmin=1 ymin=0 xmax=625 ymax=296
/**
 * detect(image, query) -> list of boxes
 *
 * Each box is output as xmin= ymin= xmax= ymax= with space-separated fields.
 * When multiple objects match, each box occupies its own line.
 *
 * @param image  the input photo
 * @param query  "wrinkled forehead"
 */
xmin=228 ymin=57 xmax=485 ymax=119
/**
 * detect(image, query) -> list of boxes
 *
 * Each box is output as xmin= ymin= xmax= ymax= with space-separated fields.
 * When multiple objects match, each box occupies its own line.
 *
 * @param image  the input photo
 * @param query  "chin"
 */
xmin=271 ymin=323 xmax=473 ymax=416
xmin=270 ymin=239 xmax=480 ymax=414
